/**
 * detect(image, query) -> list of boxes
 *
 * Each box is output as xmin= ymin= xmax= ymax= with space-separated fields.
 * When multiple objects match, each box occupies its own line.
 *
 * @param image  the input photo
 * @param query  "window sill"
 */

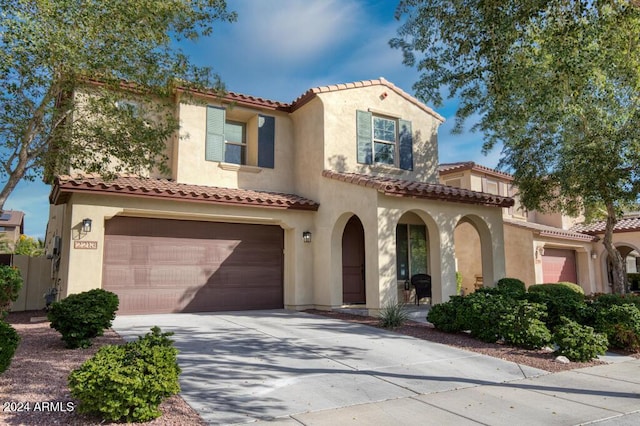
xmin=218 ymin=163 xmax=262 ymax=173
xmin=371 ymin=164 xmax=405 ymax=175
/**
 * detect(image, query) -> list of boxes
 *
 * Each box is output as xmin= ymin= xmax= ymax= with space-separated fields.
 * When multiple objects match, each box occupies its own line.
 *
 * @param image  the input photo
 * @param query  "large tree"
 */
xmin=392 ymin=0 xmax=640 ymax=294
xmin=0 ymin=0 xmax=236 ymax=209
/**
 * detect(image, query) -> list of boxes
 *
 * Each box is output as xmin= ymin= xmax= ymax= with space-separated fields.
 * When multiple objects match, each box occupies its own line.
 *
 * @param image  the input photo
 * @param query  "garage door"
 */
xmin=542 ymin=248 xmax=577 ymax=283
xmin=102 ymin=217 xmax=284 ymax=314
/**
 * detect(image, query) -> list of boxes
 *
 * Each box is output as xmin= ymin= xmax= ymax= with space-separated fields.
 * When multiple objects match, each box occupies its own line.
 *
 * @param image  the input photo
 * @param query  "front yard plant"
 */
xmin=553 ymin=317 xmax=608 ymax=362
xmin=0 ymin=265 xmax=23 ymax=316
xmin=595 ymin=304 xmax=640 ymax=351
xmin=48 ymin=289 xmax=119 ymax=348
xmin=498 ymin=300 xmax=551 ymax=349
xmin=0 ymin=319 xmax=19 ymax=373
xmin=379 ymin=303 xmax=409 ymax=329
xmin=68 ymin=326 xmax=181 ymax=423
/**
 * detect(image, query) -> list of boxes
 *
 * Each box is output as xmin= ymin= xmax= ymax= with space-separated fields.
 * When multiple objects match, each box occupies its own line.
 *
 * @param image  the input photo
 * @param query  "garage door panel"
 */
xmin=102 ymin=217 xmax=283 ymax=314
xmin=542 ymin=248 xmax=577 ymax=283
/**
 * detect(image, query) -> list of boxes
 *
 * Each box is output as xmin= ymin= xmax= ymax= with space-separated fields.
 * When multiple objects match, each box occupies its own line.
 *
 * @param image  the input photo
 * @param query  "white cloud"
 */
xmin=225 ymin=0 xmax=361 ymax=65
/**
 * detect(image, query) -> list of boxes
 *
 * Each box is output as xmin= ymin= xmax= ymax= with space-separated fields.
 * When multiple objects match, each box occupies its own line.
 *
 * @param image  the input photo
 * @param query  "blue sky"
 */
xmin=4 ymin=0 xmax=501 ymax=239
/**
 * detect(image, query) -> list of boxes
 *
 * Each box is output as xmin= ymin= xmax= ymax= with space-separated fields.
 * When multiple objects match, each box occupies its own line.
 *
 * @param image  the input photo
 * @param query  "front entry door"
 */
xmin=342 ymin=216 xmax=366 ymax=304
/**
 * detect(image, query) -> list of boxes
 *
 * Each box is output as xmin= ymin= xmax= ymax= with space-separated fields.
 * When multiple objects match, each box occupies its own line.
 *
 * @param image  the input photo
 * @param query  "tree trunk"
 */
xmin=603 ymin=203 xmax=626 ymax=294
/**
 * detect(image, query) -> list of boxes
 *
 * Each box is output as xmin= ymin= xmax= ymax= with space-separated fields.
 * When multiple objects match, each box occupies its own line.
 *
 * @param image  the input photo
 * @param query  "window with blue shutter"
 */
xmin=398 ymin=119 xmax=413 ymax=170
xmin=357 ymin=110 xmax=413 ymax=169
xmin=356 ymin=110 xmax=373 ymax=164
xmin=206 ymin=106 xmax=225 ymax=162
xmin=257 ymin=115 xmax=275 ymax=168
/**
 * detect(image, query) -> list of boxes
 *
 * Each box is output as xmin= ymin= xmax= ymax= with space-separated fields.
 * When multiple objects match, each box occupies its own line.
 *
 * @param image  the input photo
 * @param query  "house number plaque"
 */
xmin=74 ymin=241 xmax=98 ymax=250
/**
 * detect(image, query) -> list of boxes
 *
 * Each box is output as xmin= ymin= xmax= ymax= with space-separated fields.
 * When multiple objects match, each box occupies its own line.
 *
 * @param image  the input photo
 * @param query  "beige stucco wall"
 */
xmin=316 ymin=85 xmax=442 ymax=184
xmin=503 ymin=224 xmax=537 ymax=286
xmin=454 ymin=222 xmax=482 ymax=295
xmin=174 ymin=99 xmax=296 ymax=193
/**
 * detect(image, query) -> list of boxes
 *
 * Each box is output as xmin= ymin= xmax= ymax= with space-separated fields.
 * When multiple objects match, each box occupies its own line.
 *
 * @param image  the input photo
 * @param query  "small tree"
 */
xmin=0 ymin=1 xmax=236 ymax=210
xmin=392 ymin=1 xmax=640 ymax=294
xmin=13 ymin=235 xmax=45 ymax=257
xmin=0 ymin=265 xmax=23 ymax=316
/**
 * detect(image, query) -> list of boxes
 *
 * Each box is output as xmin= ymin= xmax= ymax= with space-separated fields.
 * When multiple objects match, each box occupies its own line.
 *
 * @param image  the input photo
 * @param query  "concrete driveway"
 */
xmin=113 ymin=310 xmax=548 ymax=424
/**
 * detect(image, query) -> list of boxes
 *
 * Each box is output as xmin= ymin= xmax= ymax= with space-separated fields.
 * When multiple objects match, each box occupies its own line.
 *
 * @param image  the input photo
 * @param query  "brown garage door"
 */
xmin=542 ymin=248 xmax=577 ymax=283
xmin=102 ymin=217 xmax=284 ymax=314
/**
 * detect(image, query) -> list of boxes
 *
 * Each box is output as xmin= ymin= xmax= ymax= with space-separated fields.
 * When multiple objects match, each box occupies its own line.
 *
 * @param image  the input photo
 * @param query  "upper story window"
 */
xmin=373 ymin=116 xmax=397 ymax=165
xmin=224 ymin=121 xmax=246 ymax=165
xmin=205 ymin=106 xmax=275 ymax=168
xmin=357 ymin=110 xmax=413 ymax=170
xmin=483 ymin=178 xmax=499 ymax=195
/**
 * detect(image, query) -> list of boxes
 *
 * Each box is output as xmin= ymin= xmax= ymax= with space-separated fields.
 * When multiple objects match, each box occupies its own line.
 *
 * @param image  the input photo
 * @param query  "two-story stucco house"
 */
xmin=46 ymin=78 xmax=513 ymax=315
xmin=439 ymin=161 xmax=640 ymax=295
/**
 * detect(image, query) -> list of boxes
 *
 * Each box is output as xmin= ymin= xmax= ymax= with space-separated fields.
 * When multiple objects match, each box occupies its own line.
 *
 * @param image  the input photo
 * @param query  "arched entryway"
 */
xmin=606 ymin=243 xmax=640 ymax=290
xmin=395 ymin=211 xmax=430 ymax=303
xmin=454 ymin=218 xmax=484 ymax=295
xmin=342 ymin=215 xmax=366 ymax=304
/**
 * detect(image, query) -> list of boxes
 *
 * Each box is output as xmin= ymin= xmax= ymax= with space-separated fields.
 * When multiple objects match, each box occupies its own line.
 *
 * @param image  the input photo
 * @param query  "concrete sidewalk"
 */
xmin=113 ymin=310 xmax=640 ymax=425
xmin=259 ymin=360 xmax=640 ymax=426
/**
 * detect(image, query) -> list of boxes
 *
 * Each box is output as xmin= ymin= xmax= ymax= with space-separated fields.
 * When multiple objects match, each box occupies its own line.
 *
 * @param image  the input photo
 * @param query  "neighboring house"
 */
xmin=439 ymin=161 xmax=636 ymax=295
xmin=46 ymin=78 xmax=513 ymax=314
xmin=0 ymin=210 xmax=25 ymax=253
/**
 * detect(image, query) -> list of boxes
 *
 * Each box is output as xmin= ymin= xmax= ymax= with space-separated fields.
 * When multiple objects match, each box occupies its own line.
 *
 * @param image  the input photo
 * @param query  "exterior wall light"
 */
xmin=591 ymin=251 xmax=598 ymax=260
xmin=82 ymin=218 xmax=92 ymax=233
xmin=303 ymin=231 xmax=312 ymax=243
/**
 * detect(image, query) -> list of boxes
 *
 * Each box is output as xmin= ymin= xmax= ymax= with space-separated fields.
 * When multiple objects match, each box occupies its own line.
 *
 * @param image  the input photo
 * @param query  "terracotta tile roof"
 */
xmin=504 ymin=218 xmax=598 ymax=242
xmin=50 ymin=175 xmax=319 ymax=211
xmin=438 ymin=162 xmax=514 ymax=181
xmin=291 ymin=78 xmax=445 ymax=122
xmin=322 ymin=170 xmax=514 ymax=207
xmin=571 ymin=216 xmax=640 ymax=235
xmin=179 ymin=86 xmax=291 ymax=111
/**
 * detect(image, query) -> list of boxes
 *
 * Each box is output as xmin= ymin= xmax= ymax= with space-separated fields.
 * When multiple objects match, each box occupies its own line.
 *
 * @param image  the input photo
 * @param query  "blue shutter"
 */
xmin=356 ymin=110 xmax=372 ymax=164
xmin=206 ymin=106 xmax=225 ymax=161
xmin=258 ymin=115 xmax=275 ymax=168
xmin=398 ymin=119 xmax=413 ymax=170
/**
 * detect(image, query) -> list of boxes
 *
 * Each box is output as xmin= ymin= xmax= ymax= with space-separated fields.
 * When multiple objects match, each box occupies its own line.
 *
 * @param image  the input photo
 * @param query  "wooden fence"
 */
xmin=10 ymin=255 xmax=53 ymax=312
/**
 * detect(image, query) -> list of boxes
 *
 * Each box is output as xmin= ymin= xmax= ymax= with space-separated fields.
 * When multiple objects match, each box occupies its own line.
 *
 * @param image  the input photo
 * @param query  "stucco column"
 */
xmin=374 ymin=208 xmax=401 ymax=311
xmin=437 ymin=221 xmax=458 ymax=303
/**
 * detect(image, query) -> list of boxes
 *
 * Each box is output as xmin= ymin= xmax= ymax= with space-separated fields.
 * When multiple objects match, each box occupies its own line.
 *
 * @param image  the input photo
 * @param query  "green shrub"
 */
xmin=498 ymin=300 xmax=552 ymax=349
xmin=0 ymin=265 xmax=23 ymax=317
xmin=496 ymin=278 xmax=526 ymax=298
xmin=461 ymin=291 xmax=515 ymax=343
xmin=0 ymin=320 xmax=20 ymax=373
xmin=528 ymin=283 xmax=584 ymax=298
xmin=48 ymin=289 xmax=119 ymax=348
xmin=553 ymin=317 xmax=608 ymax=362
xmin=69 ymin=327 xmax=180 ymax=422
xmin=379 ymin=303 xmax=409 ymax=329
xmin=591 ymin=293 xmax=640 ymax=310
xmin=427 ymin=298 xmax=464 ymax=332
xmin=596 ymin=304 xmax=640 ymax=351
xmin=525 ymin=288 xmax=586 ymax=330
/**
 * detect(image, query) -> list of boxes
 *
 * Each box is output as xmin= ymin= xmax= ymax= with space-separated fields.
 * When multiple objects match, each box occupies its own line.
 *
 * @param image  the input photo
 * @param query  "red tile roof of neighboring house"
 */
xmin=571 ymin=215 xmax=640 ymax=235
xmin=322 ymin=170 xmax=514 ymax=207
xmin=291 ymin=78 xmax=445 ymax=122
xmin=50 ymin=175 xmax=319 ymax=211
xmin=438 ymin=162 xmax=514 ymax=181
xmin=504 ymin=218 xmax=598 ymax=242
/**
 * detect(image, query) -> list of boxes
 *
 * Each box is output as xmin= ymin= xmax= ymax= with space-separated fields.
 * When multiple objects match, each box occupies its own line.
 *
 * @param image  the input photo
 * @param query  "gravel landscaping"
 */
xmin=1 ymin=308 xmax=632 ymax=425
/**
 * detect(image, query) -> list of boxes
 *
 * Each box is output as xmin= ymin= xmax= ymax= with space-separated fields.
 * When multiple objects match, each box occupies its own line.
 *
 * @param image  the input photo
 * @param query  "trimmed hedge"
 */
xmin=498 ymin=300 xmax=551 ymax=349
xmin=496 ymin=278 xmax=526 ymax=297
xmin=0 ymin=320 xmax=20 ymax=373
xmin=554 ymin=317 xmax=608 ymax=362
xmin=69 ymin=327 xmax=180 ymax=422
xmin=528 ymin=282 xmax=584 ymax=297
xmin=48 ymin=289 xmax=119 ymax=349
